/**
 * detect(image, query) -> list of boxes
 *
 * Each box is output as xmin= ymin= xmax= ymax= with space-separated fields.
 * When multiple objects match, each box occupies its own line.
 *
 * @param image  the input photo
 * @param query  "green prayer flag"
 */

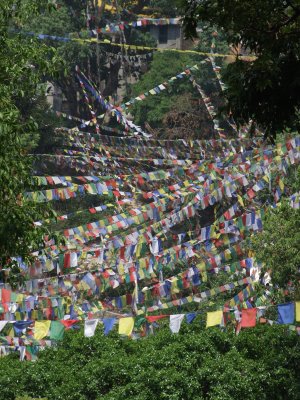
xmin=50 ymin=321 xmax=65 ymax=340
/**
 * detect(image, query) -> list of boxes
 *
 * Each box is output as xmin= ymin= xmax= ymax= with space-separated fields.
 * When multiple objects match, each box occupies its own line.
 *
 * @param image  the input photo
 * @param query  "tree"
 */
xmin=251 ymin=202 xmax=300 ymax=288
xmin=0 ymin=0 xmax=62 ymax=285
xmin=178 ymin=0 xmax=300 ymax=138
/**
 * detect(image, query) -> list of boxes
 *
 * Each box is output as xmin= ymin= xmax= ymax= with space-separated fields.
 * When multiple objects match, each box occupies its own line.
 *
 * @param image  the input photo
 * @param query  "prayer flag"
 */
xmin=60 ymin=320 xmax=79 ymax=329
xmin=146 ymin=315 xmax=168 ymax=323
xmin=278 ymin=303 xmax=295 ymax=324
xmin=170 ymin=314 xmax=185 ymax=333
xmin=206 ymin=310 xmax=223 ymax=327
xmin=103 ymin=318 xmax=116 ymax=335
xmin=241 ymin=308 xmax=257 ymax=328
xmin=186 ymin=312 xmax=197 ymax=324
xmin=296 ymin=302 xmax=300 ymax=322
xmin=0 ymin=321 xmax=7 ymax=332
xmin=34 ymin=321 xmax=51 ymax=340
xmin=50 ymin=321 xmax=65 ymax=340
xmin=118 ymin=317 xmax=134 ymax=336
xmin=84 ymin=319 xmax=98 ymax=337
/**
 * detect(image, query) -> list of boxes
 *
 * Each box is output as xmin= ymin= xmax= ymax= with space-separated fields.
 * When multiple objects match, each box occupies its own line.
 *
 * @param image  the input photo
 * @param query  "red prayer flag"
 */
xmin=1 ymin=288 xmax=11 ymax=312
xmin=60 ymin=320 xmax=79 ymax=329
xmin=241 ymin=308 xmax=257 ymax=328
xmin=146 ymin=315 xmax=168 ymax=323
xmin=64 ymin=253 xmax=71 ymax=268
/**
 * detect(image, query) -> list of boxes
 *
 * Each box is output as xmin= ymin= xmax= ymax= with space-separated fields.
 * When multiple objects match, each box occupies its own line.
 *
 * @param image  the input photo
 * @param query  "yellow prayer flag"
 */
xmin=118 ymin=317 xmax=134 ymax=336
xmin=279 ymin=179 xmax=284 ymax=191
xmin=8 ymin=327 xmax=14 ymax=337
xmin=296 ymin=302 xmax=300 ymax=322
xmin=206 ymin=310 xmax=223 ymax=328
xmin=237 ymin=194 xmax=244 ymax=207
xmin=34 ymin=321 xmax=51 ymax=340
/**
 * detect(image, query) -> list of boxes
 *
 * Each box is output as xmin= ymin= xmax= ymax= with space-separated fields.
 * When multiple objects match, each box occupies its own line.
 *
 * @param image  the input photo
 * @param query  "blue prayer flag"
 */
xmin=103 ymin=318 xmax=116 ymax=335
xmin=278 ymin=303 xmax=295 ymax=324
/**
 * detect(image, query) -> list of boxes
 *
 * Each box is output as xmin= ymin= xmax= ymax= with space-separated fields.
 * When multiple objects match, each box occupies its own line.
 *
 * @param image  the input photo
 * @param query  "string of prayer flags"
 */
xmin=120 ymin=65 xmax=199 ymax=110
xmin=17 ymin=30 xmax=251 ymax=59
xmin=76 ymin=67 xmax=150 ymax=136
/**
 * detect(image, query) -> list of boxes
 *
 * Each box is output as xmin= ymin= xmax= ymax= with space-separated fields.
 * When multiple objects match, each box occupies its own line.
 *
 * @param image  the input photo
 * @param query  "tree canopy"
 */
xmin=178 ymin=0 xmax=300 ymax=138
xmin=0 ymin=0 xmax=62 ymax=285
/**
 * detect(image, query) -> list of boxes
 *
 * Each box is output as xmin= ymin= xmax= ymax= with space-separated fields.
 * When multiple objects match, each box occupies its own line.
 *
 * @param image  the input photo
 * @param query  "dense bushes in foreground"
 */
xmin=0 ymin=323 xmax=299 ymax=400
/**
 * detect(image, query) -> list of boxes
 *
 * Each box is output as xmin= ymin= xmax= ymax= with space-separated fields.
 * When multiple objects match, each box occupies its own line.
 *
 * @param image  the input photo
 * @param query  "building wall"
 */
xmin=148 ymin=25 xmax=182 ymax=49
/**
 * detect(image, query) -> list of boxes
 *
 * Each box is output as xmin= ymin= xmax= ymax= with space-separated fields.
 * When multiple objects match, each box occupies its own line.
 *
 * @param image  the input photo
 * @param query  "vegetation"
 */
xmin=0 ymin=324 xmax=299 ymax=400
xmin=0 ymin=0 xmax=63 ymax=284
xmin=0 ymin=3 xmax=299 ymax=400
xmin=179 ymin=0 xmax=300 ymax=138
xmin=251 ymin=202 xmax=300 ymax=288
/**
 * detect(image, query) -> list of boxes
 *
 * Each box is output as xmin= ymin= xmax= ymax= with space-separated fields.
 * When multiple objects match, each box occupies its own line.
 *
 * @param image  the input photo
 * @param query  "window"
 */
xmin=158 ymin=26 xmax=168 ymax=44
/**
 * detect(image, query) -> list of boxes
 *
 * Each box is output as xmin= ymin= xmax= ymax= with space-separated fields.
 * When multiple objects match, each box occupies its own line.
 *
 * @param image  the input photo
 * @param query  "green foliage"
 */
xmin=0 ymin=324 xmax=299 ymax=400
xmin=0 ymin=0 xmax=62 ymax=283
xmin=149 ymin=0 xmax=178 ymax=17
xmin=128 ymin=52 xmax=196 ymax=127
xmin=179 ymin=0 xmax=300 ymax=137
xmin=251 ymin=203 xmax=300 ymax=288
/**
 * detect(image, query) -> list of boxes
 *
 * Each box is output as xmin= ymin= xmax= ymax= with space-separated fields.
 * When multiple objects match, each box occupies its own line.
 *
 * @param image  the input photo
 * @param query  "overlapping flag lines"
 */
xmin=24 ymin=179 xmax=133 ymax=203
xmin=56 ymin=190 xmax=198 ymax=248
xmin=58 ymin=147 xmax=199 ymax=165
xmin=60 ymin=131 xmax=260 ymax=164
xmin=21 ymin=141 xmax=298 ymax=284
xmin=28 ymin=157 xmax=205 ymax=204
xmin=52 ymin=170 xmax=254 ymax=245
xmin=31 ymin=203 xmax=257 ymax=294
xmin=59 ymin=136 xmax=208 ymax=162
xmin=53 ymin=112 xmax=130 ymax=135
xmin=41 ymin=170 xmax=284 ymax=282
xmin=46 ymin=136 xmax=291 ymax=180
xmin=0 ymin=249 xmax=255 ymax=313
xmin=54 ymin=138 xmax=284 ymax=175
xmin=59 ymin=125 xmax=263 ymax=150
xmin=9 ymin=255 xmax=252 ymax=316
xmin=34 ymin=203 xmax=116 ymax=227
xmin=38 ymin=150 xmax=194 ymax=167
xmin=46 ymin=224 xmax=247 ymax=291
xmin=31 ymin=149 xmax=294 ymax=260
xmin=144 ymin=276 xmax=256 ymax=312
xmin=0 ymin=244 xmax=258 ymax=321
xmin=15 ymin=250 xmax=256 ymax=302
xmin=75 ymin=66 xmax=149 ymax=136
xmin=34 ymin=161 xmax=284 ymax=263
xmin=77 ymin=61 xmax=226 ymax=140
xmin=26 ymin=202 xmax=244 ymax=289
xmin=76 ymin=66 xmax=100 ymax=135
xmin=62 ymin=140 xmax=212 ymax=165
xmin=38 ymin=189 xmax=195 ymax=256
